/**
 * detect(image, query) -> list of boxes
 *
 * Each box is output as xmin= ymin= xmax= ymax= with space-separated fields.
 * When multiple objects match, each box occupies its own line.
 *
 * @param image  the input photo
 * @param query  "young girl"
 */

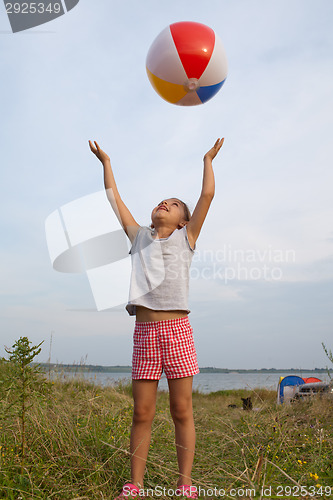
xmin=89 ymin=138 xmax=224 ymax=499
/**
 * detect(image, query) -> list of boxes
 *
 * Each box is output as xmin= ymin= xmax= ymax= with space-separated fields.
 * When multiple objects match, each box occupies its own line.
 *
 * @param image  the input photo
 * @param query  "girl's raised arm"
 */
xmin=89 ymin=140 xmax=140 ymax=243
xmin=186 ymin=138 xmax=224 ymax=249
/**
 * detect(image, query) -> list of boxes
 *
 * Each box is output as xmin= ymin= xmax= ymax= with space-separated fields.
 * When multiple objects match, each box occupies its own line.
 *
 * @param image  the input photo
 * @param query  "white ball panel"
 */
xmin=146 ymin=26 xmax=188 ymax=84
xmin=199 ymin=33 xmax=228 ymax=86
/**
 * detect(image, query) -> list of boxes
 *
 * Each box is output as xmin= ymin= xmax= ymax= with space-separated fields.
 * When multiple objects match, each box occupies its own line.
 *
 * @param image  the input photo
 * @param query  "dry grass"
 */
xmin=0 ymin=368 xmax=332 ymax=499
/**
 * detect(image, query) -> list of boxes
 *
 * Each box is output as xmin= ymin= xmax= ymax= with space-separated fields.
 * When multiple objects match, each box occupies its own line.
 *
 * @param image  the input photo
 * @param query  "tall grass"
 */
xmin=0 ymin=361 xmax=332 ymax=498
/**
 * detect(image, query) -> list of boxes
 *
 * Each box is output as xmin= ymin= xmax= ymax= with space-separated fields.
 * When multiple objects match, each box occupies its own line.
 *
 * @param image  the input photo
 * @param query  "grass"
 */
xmin=0 ymin=362 xmax=332 ymax=499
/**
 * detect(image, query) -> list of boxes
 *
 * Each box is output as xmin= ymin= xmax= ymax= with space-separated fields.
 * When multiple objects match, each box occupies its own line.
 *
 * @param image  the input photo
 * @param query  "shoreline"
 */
xmin=36 ymin=362 xmax=330 ymax=374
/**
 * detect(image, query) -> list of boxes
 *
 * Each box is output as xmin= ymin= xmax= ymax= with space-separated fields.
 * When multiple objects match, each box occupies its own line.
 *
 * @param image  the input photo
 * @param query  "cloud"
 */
xmin=190 ymin=278 xmax=333 ymax=368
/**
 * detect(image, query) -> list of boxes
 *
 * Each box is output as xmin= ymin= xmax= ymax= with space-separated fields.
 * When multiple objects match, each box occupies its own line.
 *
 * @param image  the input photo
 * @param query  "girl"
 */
xmin=89 ymin=138 xmax=224 ymax=499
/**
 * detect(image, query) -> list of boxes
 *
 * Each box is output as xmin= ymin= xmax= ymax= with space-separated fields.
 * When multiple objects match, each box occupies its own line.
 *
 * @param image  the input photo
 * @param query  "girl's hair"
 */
xmin=175 ymin=198 xmax=191 ymax=221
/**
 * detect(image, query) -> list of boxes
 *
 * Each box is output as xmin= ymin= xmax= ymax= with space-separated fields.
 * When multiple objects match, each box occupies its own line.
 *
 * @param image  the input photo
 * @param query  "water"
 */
xmin=54 ymin=370 xmax=329 ymax=394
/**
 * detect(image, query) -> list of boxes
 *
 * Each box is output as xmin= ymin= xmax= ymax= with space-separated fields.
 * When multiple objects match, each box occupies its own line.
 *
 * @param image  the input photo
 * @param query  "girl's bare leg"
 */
xmin=168 ymin=376 xmax=195 ymax=487
xmin=130 ymin=379 xmax=158 ymax=487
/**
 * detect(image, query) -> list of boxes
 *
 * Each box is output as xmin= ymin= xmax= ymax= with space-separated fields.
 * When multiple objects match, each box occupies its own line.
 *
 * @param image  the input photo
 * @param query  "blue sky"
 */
xmin=0 ymin=0 xmax=332 ymax=369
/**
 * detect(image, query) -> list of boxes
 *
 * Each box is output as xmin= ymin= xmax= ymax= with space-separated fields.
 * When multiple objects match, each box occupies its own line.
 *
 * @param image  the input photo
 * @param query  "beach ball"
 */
xmin=146 ymin=21 xmax=228 ymax=106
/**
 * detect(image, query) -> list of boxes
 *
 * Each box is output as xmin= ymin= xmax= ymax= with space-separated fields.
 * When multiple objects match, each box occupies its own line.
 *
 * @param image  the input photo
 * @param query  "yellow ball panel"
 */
xmin=146 ymin=67 xmax=187 ymax=104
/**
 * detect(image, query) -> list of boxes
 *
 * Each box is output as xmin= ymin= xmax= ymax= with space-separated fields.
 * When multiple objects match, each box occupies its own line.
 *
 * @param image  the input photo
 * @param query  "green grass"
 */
xmin=0 ymin=362 xmax=332 ymax=499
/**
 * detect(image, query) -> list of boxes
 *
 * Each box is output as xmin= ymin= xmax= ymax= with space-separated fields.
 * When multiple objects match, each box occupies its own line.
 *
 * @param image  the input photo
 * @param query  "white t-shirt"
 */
xmin=126 ymin=226 xmax=195 ymax=316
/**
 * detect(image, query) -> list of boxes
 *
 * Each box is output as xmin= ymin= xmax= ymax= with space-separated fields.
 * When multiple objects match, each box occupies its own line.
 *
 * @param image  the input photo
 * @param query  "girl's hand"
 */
xmin=88 ymin=140 xmax=110 ymax=164
xmin=204 ymin=137 xmax=224 ymax=161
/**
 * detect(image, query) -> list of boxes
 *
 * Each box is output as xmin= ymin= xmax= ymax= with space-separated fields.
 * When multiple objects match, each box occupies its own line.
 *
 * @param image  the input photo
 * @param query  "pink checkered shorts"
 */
xmin=132 ymin=316 xmax=200 ymax=380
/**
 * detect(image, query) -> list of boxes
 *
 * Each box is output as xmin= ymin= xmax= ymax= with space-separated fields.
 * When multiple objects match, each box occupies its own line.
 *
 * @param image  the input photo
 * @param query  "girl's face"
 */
xmin=151 ymin=198 xmax=187 ymax=229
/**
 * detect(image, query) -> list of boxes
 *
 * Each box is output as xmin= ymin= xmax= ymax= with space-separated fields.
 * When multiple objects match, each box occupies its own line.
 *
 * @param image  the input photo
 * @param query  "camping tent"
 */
xmin=277 ymin=375 xmax=322 ymax=404
xmin=277 ymin=376 xmax=305 ymax=404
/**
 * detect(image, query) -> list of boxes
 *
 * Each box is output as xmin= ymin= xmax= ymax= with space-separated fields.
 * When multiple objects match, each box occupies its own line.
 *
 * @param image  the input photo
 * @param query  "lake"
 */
xmin=54 ymin=370 xmax=330 ymax=394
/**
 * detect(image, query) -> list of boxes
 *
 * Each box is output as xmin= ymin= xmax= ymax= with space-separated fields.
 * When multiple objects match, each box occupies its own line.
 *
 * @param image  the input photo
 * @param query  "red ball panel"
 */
xmin=170 ymin=21 xmax=215 ymax=80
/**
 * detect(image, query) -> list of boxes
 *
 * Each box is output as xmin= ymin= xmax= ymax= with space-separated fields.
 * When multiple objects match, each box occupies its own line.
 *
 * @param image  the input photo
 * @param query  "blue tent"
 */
xmin=277 ymin=375 xmax=305 ymax=404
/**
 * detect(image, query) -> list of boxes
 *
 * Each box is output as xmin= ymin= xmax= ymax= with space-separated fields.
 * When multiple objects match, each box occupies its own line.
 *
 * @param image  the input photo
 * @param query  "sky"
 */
xmin=0 ymin=0 xmax=332 ymax=370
